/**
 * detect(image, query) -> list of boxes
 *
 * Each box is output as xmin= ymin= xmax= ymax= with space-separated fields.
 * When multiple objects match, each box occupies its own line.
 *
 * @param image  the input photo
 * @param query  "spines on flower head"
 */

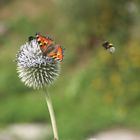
xmin=16 ymin=38 xmax=61 ymax=89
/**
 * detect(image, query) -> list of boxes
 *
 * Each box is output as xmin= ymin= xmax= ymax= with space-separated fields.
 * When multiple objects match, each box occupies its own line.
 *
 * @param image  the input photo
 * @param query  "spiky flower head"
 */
xmin=16 ymin=39 xmax=61 ymax=89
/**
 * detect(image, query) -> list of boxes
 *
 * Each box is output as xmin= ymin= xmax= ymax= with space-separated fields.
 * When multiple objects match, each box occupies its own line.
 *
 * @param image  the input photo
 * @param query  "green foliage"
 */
xmin=59 ymin=0 xmax=133 ymax=43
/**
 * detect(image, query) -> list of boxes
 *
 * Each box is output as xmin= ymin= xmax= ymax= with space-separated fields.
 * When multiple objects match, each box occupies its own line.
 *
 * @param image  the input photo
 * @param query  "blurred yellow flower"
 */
xmin=104 ymin=92 xmax=113 ymax=104
xmin=92 ymin=78 xmax=103 ymax=90
xmin=110 ymin=72 xmax=121 ymax=86
xmin=127 ymin=42 xmax=140 ymax=68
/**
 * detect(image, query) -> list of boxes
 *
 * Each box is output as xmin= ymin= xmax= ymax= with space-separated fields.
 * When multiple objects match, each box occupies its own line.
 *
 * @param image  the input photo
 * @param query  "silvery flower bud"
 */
xmin=16 ymin=39 xmax=60 ymax=89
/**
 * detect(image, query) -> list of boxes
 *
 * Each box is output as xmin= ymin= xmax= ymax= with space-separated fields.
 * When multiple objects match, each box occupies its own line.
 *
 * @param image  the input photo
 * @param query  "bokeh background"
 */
xmin=0 ymin=0 xmax=140 ymax=140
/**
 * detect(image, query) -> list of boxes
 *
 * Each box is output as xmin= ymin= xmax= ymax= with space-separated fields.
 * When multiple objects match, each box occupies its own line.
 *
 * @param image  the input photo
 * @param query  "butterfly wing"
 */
xmin=55 ymin=46 xmax=64 ymax=61
xmin=36 ymin=33 xmax=54 ymax=54
xmin=47 ymin=45 xmax=64 ymax=61
xmin=35 ymin=33 xmax=64 ymax=61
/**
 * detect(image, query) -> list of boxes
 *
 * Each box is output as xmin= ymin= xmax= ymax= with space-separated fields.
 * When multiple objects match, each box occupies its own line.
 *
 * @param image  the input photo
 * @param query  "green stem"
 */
xmin=45 ymin=89 xmax=59 ymax=140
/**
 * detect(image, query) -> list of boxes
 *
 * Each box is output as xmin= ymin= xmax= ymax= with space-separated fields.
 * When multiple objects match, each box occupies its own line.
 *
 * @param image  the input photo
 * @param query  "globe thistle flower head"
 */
xmin=16 ymin=39 xmax=61 ymax=89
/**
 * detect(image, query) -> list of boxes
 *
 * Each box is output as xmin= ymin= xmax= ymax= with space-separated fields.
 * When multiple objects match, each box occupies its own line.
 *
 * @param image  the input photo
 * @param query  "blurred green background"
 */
xmin=0 ymin=0 xmax=140 ymax=140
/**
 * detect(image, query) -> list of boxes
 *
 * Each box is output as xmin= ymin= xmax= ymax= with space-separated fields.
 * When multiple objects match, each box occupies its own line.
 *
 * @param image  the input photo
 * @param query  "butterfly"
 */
xmin=47 ymin=44 xmax=64 ymax=61
xmin=36 ymin=33 xmax=54 ymax=49
xmin=102 ymin=41 xmax=115 ymax=53
xmin=29 ymin=33 xmax=64 ymax=61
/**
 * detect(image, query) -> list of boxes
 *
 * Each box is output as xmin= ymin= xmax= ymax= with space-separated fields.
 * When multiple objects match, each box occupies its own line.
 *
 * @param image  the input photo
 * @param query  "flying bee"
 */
xmin=102 ymin=41 xmax=115 ymax=53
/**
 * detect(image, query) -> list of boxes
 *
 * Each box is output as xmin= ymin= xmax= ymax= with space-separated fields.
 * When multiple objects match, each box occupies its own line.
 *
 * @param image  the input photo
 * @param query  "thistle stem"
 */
xmin=45 ymin=89 xmax=59 ymax=140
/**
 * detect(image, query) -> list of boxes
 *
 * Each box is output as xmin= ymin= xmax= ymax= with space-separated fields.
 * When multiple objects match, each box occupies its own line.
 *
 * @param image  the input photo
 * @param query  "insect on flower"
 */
xmin=16 ymin=33 xmax=64 ymax=89
xmin=102 ymin=41 xmax=115 ymax=53
xmin=16 ymin=34 xmax=64 ymax=140
xmin=29 ymin=33 xmax=64 ymax=61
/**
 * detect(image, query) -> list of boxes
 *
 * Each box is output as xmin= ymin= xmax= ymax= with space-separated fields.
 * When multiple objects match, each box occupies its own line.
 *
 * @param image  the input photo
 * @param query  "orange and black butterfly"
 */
xmin=36 ymin=33 xmax=54 ymax=50
xmin=47 ymin=44 xmax=64 ymax=61
xmin=29 ymin=33 xmax=64 ymax=61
